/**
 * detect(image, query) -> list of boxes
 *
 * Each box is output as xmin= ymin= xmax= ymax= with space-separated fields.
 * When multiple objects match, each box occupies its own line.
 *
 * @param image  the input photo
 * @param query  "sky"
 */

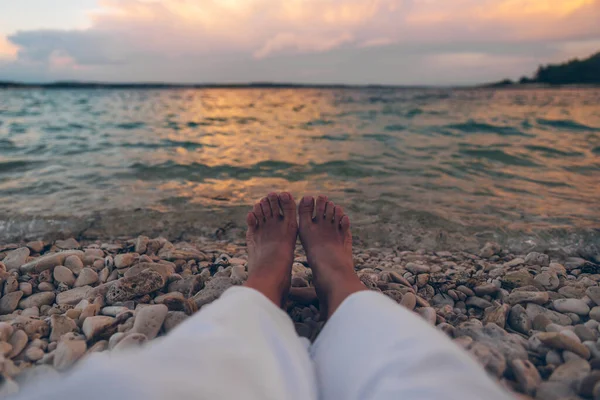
xmin=0 ymin=0 xmax=599 ymax=85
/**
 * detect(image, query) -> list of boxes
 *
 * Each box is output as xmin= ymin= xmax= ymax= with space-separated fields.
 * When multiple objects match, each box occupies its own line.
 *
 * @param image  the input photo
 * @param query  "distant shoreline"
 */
xmin=1 ymin=81 xmax=599 ymax=90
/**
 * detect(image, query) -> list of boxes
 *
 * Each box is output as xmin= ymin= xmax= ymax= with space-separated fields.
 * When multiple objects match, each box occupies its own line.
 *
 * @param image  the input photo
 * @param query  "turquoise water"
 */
xmin=0 ymin=87 xmax=599 ymax=245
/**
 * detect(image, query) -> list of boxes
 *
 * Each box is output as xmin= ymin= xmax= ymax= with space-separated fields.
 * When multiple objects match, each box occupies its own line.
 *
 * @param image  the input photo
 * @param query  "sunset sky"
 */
xmin=1 ymin=0 xmax=599 ymax=84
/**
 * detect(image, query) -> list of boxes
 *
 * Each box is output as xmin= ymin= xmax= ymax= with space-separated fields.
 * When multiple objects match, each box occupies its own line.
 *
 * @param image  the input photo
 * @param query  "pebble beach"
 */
xmin=0 ymin=235 xmax=599 ymax=399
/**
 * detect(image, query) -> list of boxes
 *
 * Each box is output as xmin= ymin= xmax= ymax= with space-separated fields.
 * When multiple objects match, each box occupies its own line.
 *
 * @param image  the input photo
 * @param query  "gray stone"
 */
xmin=554 ymin=298 xmax=590 ymax=316
xmin=114 ymin=253 xmax=137 ymax=269
xmin=503 ymin=258 xmax=524 ymax=268
xmin=508 ymin=304 xmax=531 ymax=334
xmin=549 ymin=358 xmax=590 ymax=385
xmin=546 ymin=350 xmax=563 ymax=365
xmin=431 ymin=293 xmax=455 ymax=308
xmin=469 ymin=342 xmax=506 ymax=377
xmin=587 ymin=286 xmax=600 ymax=306
xmin=49 ymin=315 xmax=78 ymax=342
xmin=591 ymin=306 xmax=600 ymax=322
xmin=465 ymin=296 xmax=492 ymax=309
xmin=53 ymin=266 xmax=75 ymax=286
xmin=53 ymin=338 xmax=87 ymax=371
xmin=526 ymin=303 xmax=572 ymax=326
xmin=74 ymin=268 xmax=98 ymax=287
xmin=417 ymin=307 xmax=437 ymax=325
xmin=56 ymin=286 xmax=92 ymax=306
xmin=483 ymin=304 xmax=509 ymax=328
xmin=20 ymin=250 xmax=84 ymax=274
xmin=535 ymin=381 xmax=576 ymax=400
xmin=502 ymin=270 xmax=536 ymax=289
xmin=163 ymin=311 xmax=188 ymax=333
xmin=508 ymin=291 xmax=549 ymax=305
xmin=18 ymin=292 xmax=55 ymax=309
xmin=135 ymin=236 xmax=149 ymax=254
xmin=0 ymin=322 xmax=13 ymax=342
xmin=525 ymin=252 xmax=550 ymax=267
xmin=400 ymin=293 xmax=416 ymax=310
xmin=511 ymin=359 xmax=541 ymax=396
xmin=82 ymin=316 xmax=115 ymax=340
xmin=64 ymin=255 xmax=83 ymax=275
xmin=8 ymin=330 xmax=27 ymax=358
xmin=10 ymin=316 xmax=49 ymax=340
xmin=106 ymin=270 xmax=165 ymax=304
xmin=0 ymin=291 xmax=23 ymax=314
xmin=18 ymin=283 xmax=32 ymax=297
xmin=575 ymin=325 xmax=598 ymax=342
xmin=479 ymin=242 xmax=501 ymax=258
xmin=3 ymin=248 xmax=30 ymax=270
xmin=579 ymin=370 xmax=600 ymax=398
xmin=405 ymin=263 xmax=430 ymax=274
xmin=534 ymin=271 xmax=560 ymax=290
xmin=112 ymin=332 xmax=147 ymax=351
xmin=473 ymin=283 xmax=498 ymax=296
xmin=191 ymin=277 xmax=236 ymax=309
xmin=537 ymin=332 xmax=591 ymax=359
xmin=25 ymin=346 xmax=44 ymax=362
xmin=55 ymin=238 xmax=80 ymax=250
xmin=132 ymin=304 xmax=168 ymax=339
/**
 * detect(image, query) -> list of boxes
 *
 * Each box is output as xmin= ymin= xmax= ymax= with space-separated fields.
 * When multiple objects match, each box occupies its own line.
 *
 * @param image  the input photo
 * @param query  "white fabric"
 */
xmin=17 ymin=287 xmax=512 ymax=400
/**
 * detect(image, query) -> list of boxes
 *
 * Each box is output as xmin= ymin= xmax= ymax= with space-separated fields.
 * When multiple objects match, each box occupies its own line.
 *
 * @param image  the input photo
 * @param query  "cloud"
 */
xmin=0 ymin=36 xmax=18 ymax=62
xmin=1 ymin=0 xmax=599 ymax=83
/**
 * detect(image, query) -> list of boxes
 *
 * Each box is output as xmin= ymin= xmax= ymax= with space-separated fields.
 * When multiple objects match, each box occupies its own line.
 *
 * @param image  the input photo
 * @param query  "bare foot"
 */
xmin=298 ymin=195 xmax=366 ymax=319
xmin=244 ymin=192 xmax=298 ymax=307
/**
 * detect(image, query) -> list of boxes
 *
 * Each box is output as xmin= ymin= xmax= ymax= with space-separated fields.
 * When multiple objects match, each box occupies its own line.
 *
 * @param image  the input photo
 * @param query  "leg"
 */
xmin=16 ymin=193 xmax=317 ymax=400
xmin=299 ymin=195 xmax=511 ymax=400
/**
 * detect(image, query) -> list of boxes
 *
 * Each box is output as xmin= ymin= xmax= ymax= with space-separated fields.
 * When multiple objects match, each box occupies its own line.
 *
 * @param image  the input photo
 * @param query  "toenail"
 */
xmin=280 ymin=193 xmax=290 ymax=201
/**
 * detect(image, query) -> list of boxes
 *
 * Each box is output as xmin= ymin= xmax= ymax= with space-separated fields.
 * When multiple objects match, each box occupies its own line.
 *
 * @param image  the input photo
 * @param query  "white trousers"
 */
xmin=17 ymin=287 xmax=512 ymax=400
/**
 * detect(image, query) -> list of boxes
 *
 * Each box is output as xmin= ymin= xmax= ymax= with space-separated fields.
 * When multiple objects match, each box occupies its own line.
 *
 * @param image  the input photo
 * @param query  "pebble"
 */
xmin=586 ymin=286 xmax=600 ymax=306
xmin=0 ymin=323 xmax=13 ymax=342
xmin=0 ymin=341 xmax=12 ymax=356
xmin=8 ymin=329 xmax=28 ymax=358
xmin=64 ymin=255 xmax=84 ymax=275
xmin=112 ymin=332 xmax=147 ymax=351
xmin=53 ymin=338 xmax=87 ymax=371
xmin=114 ymin=253 xmax=137 ymax=269
xmin=25 ymin=346 xmax=44 ymax=362
xmin=465 ymin=296 xmax=492 ymax=309
xmin=508 ymin=304 xmax=531 ymax=334
xmin=74 ymin=268 xmax=99 ymax=287
xmin=405 ymin=263 xmax=430 ymax=274
xmin=163 ymin=311 xmax=188 ymax=333
xmin=400 ymin=293 xmax=416 ymax=310
xmin=18 ymin=282 xmax=32 ymax=296
xmin=49 ymin=315 xmax=78 ymax=342
xmin=534 ymin=271 xmax=560 ymax=290
xmin=511 ymin=359 xmax=541 ymax=396
xmin=0 ymin=291 xmax=23 ymax=314
xmin=56 ymin=286 xmax=93 ymax=306
xmin=82 ymin=316 xmax=115 ymax=340
xmin=580 ymin=370 xmax=600 ymax=398
xmin=474 ymin=283 xmax=498 ymax=296
xmin=553 ymin=298 xmax=590 ymax=316
xmin=18 ymin=292 xmax=55 ymax=309
xmin=537 ymin=332 xmax=591 ymax=359
xmin=19 ymin=250 xmax=83 ymax=274
xmin=132 ymin=304 xmax=168 ymax=339
xmin=417 ymin=307 xmax=437 ymax=325
xmin=3 ymin=247 xmax=30 ymax=270
xmin=590 ymin=306 xmax=600 ymax=322
xmin=508 ymin=291 xmax=549 ymax=305
xmin=54 ymin=265 xmax=76 ymax=286
xmin=106 ymin=270 xmax=165 ymax=304
xmin=549 ymin=358 xmax=590 ymax=383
